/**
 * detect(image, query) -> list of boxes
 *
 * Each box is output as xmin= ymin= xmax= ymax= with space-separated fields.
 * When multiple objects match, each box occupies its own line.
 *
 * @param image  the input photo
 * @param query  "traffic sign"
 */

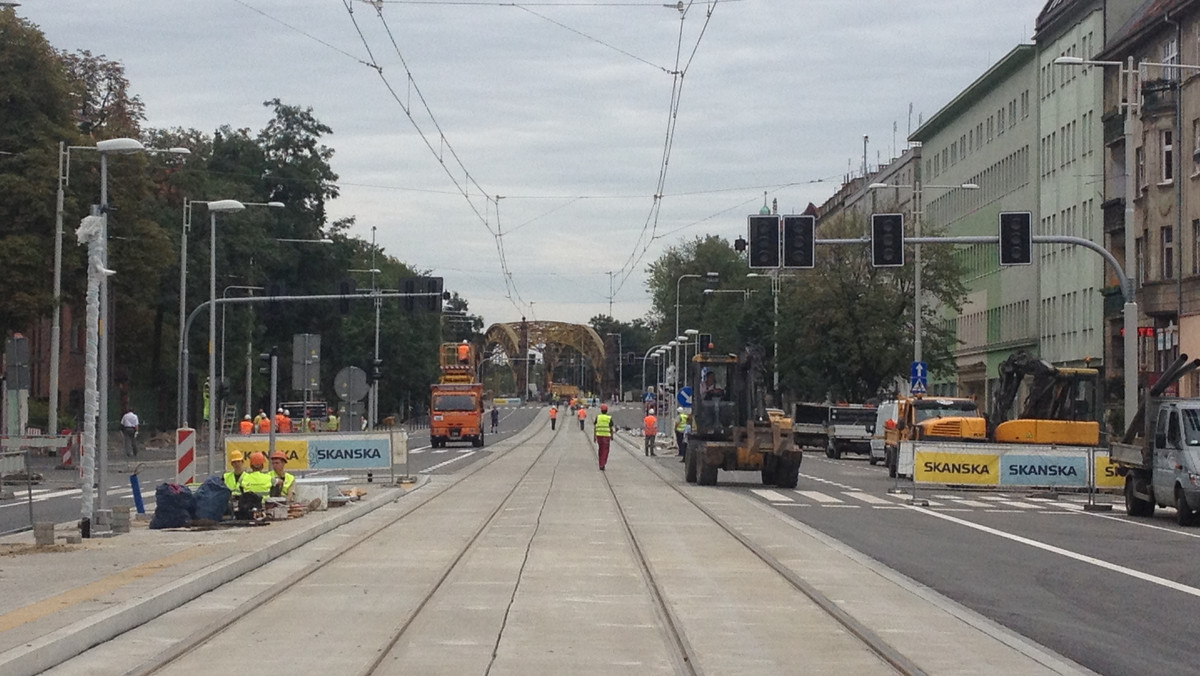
xmin=910 ymin=380 xmax=927 ymax=395
xmin=910 ymin=361 xmax=928 ymax=394
xmin=677 ymin=387 xmax=693 ymax=408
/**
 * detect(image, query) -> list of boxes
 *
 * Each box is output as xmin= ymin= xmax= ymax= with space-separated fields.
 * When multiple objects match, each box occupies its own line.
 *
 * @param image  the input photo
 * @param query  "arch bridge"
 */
xmin=483 ymin=320 xmax=610 ymax=399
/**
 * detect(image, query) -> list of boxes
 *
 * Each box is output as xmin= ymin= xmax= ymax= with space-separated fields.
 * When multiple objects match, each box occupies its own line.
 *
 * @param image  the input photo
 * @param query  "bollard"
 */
xmin=111 ymin=505 xmax=131 ymax=533
xmin=129 ymin=471 xmax=146 ymax=514
xmin=94 ymin=509 xmax=111 ymax=529
xmin=33 ymin=522 xmax=55 ymax=546
xmin=80 ymin=517 xmax=91 ymax=539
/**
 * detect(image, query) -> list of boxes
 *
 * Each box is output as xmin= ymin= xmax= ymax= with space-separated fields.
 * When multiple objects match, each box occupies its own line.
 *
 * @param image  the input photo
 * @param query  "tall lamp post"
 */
xmin=675 ymin=272 xmax=719 ymax=349
xmin=201 ymin=200 xmax=283 ymax=477
xmin=867 ymin=181 xmax=979 ymax=367
xmin=1053 ymin=55 xmax=1200 ymax=432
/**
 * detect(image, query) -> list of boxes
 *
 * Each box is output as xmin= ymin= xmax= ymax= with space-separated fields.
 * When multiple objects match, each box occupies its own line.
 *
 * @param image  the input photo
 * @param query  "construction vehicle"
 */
xmin=684 ymin=346 xmax=802 ymax=488
xmin=792 ymin=402 xmax=876 ymax=459
xmin=430 ymin=342 xmax=485 ymax=448
xmin=1111 ymin=354 xmax=1200 ymax=525
xmin=988 ymin=351 xmax=1100 ymax=446
xmin=879 ymin=396 xmax=987 ymax=477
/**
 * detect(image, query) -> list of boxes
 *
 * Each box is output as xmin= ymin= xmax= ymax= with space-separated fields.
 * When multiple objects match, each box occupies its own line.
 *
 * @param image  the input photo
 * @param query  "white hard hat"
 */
xmin=277 ymin=408 xmax=284 ymax=414
xmin=648 ymin=408 xmax=655 ymax=414
xmin=243 ymin=414 xmax=251 ymax=420
xmin=677 ymin=407 xmax=684 ymax=413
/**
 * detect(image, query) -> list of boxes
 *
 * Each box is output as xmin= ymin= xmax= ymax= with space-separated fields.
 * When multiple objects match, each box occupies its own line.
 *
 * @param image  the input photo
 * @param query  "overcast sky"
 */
xmin=23 ymin=0 xmax=1047 ymax=327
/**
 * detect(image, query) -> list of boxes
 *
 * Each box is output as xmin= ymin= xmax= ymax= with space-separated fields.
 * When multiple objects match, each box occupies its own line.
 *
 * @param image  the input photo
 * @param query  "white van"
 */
xmin=868 ymin=399 xmax=898 ymax=466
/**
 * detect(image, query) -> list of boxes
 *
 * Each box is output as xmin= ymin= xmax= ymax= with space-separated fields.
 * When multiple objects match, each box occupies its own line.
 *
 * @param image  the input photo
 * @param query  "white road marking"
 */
xmin=910 ymin=505 xmax=1200 ymax=599
xmin=419 ymin=451 xmax=478 ymax=474
xmin=947 ymin=498 xmax=993 ymax=508
xmin=996 ymin=500 xmax=1044 ymax=510
xmin=843 ymin=491 xmax=892 ymax=505
xmin=750 ymin=489 xmax=794 ymax=503
xmin=795 ymin=490 xmax=843 ymax=504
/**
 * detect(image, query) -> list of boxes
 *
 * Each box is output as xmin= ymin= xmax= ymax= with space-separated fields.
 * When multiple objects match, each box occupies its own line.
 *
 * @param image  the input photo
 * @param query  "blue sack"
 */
xmin=149 ymin=483 xmax=195 ymax=529
xmin=193 ymin=475 xmax=231 ymax=521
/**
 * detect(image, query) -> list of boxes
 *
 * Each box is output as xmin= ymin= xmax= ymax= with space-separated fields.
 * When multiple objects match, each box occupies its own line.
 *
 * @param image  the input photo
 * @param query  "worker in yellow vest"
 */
xmin=240 ymin=452 xmax=273 ymax=497
xmin=268 ymin=450 xmax=296 ymax=501
xmin=675 ymin=407 xmax=689 ymax=461
xmin=223 ymin=450 xmax=247 ymax=495
xmin=326 ymin=410 xmax=340 ymax=432
xmin=594 ymin=404 xmax=613 ymax=471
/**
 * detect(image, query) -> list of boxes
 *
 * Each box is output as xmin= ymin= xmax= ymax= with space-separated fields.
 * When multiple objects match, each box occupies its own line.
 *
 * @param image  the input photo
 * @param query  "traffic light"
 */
xmin=424 ymin=276 xmax=444 ymax=312
xmin=747 ymin=215 xmax=780 ymax=269
xmin=698 ymin=333 xmax=713 ymax=352
xmin=871 ymin=213 xmax=905 ymax=267
xmin=402 ymin=277 xmax=416 ymax=312
xmin=369 ymin=358 xmax=383 ymax=383
xmin=258 ymin=347 xmax=278 ymax=375
xmin=998 ymin=211 xmax=1033 ymax=266
xmin=338 ymin=279 xmax=356 ymax=314
xmin=781 ymin=215 xmax=815 ymax=269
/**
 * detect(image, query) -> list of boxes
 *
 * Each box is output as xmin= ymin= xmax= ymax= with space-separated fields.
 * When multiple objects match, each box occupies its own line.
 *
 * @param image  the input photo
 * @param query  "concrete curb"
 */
xmin=0 ymin=476 xmax=429 ymax=676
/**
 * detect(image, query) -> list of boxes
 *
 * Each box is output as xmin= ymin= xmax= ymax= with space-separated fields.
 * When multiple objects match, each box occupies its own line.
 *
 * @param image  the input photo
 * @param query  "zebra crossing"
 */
xmin=409 ymin=447 xmax=479 ymax=455
xmin=749 ymin=487 xmax=1101 ymax=514
xmin=0 ymin=484 xmax=155 ymax=509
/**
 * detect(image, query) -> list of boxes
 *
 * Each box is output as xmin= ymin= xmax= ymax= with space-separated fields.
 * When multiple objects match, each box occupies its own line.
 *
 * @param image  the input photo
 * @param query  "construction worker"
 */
xmin=676 ymin=407 xmax=689 ymax=461
xmin=241 ymin=452 xmax=273 ymax=496
xmin=223 ymin=450 xmax=247 ymax=495
xmin=238 ymin=414 xmax=254 ymax=435
xmin=643 ymin=408 xmax=658 ymax=456
xmin=490 ymin=406 xmax=500 ymax=433
xmin=457 ymin=340 xmax=471 ymax=364
xmin=577 ymin=404 xmax=587 ymax=431
xmin=268 ymin=450 xmax=296 ymax=501
xmin=275 ymin=408 xmax=293 ymax=434
xmin=252 ymin=408 xmax=267 ymax=430
xmin=549 ymin=404 xmax=558 ymax=430
xmin=326 ymin=409 xmax=340 ymax=432
xmin=256 ymin=413 xmax=271 ymax=434
xmin=594 ymin=404 xmax=613 ymax=470
xmin=301 ymin=412 xmax=314 ymax=434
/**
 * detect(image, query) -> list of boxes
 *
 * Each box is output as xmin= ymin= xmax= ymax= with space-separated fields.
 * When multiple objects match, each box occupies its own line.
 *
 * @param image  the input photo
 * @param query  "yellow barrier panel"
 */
xmin=1094 ymin=454 xmax=1124 ymax=489
xmin=914 ymin=451 xmax=1000 ymax=486
xmin=224 ymin=439 xmax=311 ymax=469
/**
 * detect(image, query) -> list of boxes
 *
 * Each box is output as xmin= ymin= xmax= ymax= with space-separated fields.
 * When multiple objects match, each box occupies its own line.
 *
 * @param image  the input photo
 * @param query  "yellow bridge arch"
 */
xmin=483 ymin=320 xmax=607 ymax=399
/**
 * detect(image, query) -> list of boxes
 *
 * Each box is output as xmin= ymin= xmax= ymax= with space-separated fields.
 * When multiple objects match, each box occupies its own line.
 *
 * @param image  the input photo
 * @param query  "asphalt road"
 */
xmin=0 ymin=403 xmax=543 ymax=535
xmin=683 ymin=448 xmax=1200 ymax=676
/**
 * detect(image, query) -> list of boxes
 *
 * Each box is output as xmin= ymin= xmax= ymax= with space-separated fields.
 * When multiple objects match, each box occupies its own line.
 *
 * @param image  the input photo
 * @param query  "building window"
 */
xmin=1163 ymin=129 xmax=1174 ymax=182
xmin=1193 ymin=219 xmax=1200 ymax=274
xmin=998 ymin=107 xmax=1006 ymax=134
xmin=1193 ymin=118 xmax=1200 ymax=174
xmin=988 ymin=117 xmax=994 ymax=142
xmin=1137 ymin=145 xmax=1147 ymax=191
xmin=1163 ymin=226 xmax=1175 ymax=279
xmin=1137 ymin=235 xmax=1146 ymax=285
xmin=1163 ymin=36 xmax=1179 ymax=80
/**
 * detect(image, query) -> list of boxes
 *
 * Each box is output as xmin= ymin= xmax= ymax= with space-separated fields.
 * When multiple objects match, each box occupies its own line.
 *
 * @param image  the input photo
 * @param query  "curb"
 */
xmin=0 ymin=476 xmax=429 ymax=676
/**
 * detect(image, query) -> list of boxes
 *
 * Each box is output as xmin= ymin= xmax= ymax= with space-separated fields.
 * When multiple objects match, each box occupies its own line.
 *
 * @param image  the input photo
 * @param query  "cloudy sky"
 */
xmin=23 ymin=0 xmax=1047 ymax=327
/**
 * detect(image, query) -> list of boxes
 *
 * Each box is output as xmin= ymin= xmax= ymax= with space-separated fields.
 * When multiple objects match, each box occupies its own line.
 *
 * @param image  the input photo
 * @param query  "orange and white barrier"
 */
xmin=176 ymin=427 xmax=196 ymax=485
xmin=58 ymin=432 xmax=81 ymax=469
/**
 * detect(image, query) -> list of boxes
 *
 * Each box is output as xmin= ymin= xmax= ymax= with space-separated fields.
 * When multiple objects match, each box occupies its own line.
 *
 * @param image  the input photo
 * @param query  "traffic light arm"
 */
xmin=810 ymin=234 xmax=1132 ymax=301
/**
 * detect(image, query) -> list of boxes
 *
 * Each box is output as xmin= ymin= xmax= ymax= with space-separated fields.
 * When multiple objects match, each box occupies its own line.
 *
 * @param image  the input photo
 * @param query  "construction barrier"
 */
xmin=176 ymin=427 xmax=196 ymax=485
xmin=900 ymin=441 xmax=1111 ymax=489
xmin=224 ymin=432 xmax=391 ymax=471
xmin=58 ymin=432 xmax=81 ymax=469
xmin=0 ymin=434 xmax=73 ymax=457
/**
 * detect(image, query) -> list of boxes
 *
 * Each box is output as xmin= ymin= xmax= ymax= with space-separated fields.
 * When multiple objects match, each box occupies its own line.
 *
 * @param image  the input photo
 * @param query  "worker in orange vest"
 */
xmin=275 ymin=408 xmax=293 ymax=434
xmin=457 ymin=340 xmax=470 ymax=364
xmin=256 ymin=413 xmax=271 ymax=434
xmin=238 ymin=414 xmax=254 ymax=435
xmin=549 ymin=405 xmax=558 ymax=430
xmin=643 ymin=408 xmax=658 ymax=456
xmin=577 ymin=404 xmax=587 ymax=431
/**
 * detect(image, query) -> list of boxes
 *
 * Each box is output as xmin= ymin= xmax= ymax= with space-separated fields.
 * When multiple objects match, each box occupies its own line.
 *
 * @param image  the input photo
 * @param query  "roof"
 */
xmin=909 ymin=44 xmax=1037 ymax=142
xmin=1099 ymin=0 xmax=1185 ymax=56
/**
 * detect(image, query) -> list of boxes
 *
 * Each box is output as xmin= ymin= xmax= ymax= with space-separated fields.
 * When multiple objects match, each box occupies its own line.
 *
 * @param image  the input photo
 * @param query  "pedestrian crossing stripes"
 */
xmin=748 ymin=488 xmax=1105 ymax=514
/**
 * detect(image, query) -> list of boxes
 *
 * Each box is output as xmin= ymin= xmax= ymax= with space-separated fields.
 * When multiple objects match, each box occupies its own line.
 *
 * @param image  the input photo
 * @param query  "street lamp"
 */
xmin=200 ymin=200 xmax=283 ymax=477
xmin=867 ymin=181 xmax=979 ymax=369
xmin=1054 ymin=55 xmax=1200 ymax=429
xmin=51 ymin=140 xmax=188 ymax=437
xmin=675 ymin=271 xmax=718 ymax=352
xmin=641 ymin=343 xmax=668 ymax=401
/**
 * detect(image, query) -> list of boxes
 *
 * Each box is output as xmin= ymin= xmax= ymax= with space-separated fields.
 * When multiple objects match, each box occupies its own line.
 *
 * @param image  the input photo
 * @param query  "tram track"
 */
xmin=126 ymin=416 xmax=557 ymax=676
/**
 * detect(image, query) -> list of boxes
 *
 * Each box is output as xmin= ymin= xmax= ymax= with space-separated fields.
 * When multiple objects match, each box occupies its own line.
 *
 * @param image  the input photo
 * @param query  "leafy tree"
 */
xmin=58 ymin=49 xmax=146 ymax=138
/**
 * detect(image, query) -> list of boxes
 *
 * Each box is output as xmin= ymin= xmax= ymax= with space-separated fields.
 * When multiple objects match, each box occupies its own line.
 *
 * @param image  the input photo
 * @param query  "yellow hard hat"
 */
xmin=229 ymin=450 xmax=245 ymax=463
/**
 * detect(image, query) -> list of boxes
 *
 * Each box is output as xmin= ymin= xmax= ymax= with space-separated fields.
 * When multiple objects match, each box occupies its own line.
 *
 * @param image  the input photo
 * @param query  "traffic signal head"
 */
xmin=998 ymin=211 xmax=1033 ymax=266
xmin=425 ymin=277 xmax=444 ymax=312
xmin=871 ymin=213 xmax=905 ymax=267
xmin=747 ymin=215 xmax=780 ymax=269
xmin=369 ymin=358 xmax=383 ymax=383
xmin=781 ymin=215 xmax=815 ymax=269
xmin=338 ymin=279 xmax=356 ymax=314
xmin=402 ymin=277 xmax=416 ymax=312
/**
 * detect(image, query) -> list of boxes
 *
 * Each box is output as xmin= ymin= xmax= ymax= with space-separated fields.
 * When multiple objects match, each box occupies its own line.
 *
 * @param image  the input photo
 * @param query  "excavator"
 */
xmin=987 ymin=351 xmax=1100 ymax=446
xmin=684 ymin=344 xmax=803 ymax=487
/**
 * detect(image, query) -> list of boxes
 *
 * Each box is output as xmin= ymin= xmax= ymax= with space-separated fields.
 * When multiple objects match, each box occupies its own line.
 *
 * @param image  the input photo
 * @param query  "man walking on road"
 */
xmin=594 ymin=404 xmax=613 ymax=470
xmin=577 ymin=404 xmax=587 ymax=431
xmin=120 ymin=408 xmax=140 ymax=457
xmin=643 ymin=408 xmax=658 ymax=456
xmin=490 ymin=406 xmax=500 ymax=433
xmin=676 ymin=407 xmax=689 ymax=461
xmin=549 ymin=404 xmax=558 ymax=430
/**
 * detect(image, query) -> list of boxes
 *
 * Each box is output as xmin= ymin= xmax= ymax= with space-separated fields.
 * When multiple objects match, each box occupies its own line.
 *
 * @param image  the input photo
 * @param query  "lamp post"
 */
xmin=606 ymin=332 xmax=623 ymax=402
xmin=867 ymin=181 xmax=979 ymax=367
xmin=52 ymin=140 xmax=188 ymax=437
xmin=1052 ymin=55 xmax=1200 ymax=430
xmin=89 ymin=139 xmax=188 ymax=517
xmin=640 ymin=344 xmax=668 ymax=402
xmin=675 ymin=272 xmax=719 ymax=352
xmin=200 ymin=200 xmax=283 ymax=477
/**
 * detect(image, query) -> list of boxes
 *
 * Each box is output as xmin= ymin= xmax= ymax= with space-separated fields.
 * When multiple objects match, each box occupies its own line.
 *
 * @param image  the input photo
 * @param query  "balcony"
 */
xmin=1103 ymin=109 xmax=1124 ymax=146
xmin=1101 ymin=197 xmax=1125 ymax=235
xmin=1141 ymin=79 xmax=1178 ymax=116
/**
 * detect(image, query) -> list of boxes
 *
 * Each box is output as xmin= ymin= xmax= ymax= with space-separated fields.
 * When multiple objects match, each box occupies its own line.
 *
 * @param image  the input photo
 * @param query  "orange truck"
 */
xmin=430 ymin=342 xmax=485 ymax=448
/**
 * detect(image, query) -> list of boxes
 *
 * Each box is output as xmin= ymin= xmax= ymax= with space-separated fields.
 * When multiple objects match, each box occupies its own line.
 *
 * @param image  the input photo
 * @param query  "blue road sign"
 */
xmin=911 ymin=361 xmax=928 ymax=394
xmin=910 ymin=380 xmax=927 ymax=395
xmin=677 ymin=387 xmax=693 ymax=407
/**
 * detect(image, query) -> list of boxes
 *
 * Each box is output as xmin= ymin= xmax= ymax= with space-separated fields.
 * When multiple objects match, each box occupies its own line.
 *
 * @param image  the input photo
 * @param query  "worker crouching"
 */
xmin=269 ymin=450 xmax=296 ymax=502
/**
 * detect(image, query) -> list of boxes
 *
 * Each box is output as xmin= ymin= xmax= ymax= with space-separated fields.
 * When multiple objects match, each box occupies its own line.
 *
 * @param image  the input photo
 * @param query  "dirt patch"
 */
xmin=0 ymin=542 xmax=78 ymax=557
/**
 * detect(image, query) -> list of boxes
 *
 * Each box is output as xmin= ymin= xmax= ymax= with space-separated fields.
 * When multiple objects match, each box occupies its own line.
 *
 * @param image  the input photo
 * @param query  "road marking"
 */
xmin=750 ymin=489 xmax=794 ymax=503
xmin=996 ymin=500 xmax=1044 ymax=510
xmin=911 ymin=505 xmax=1200 ymax=599
xmin=419 ymin=451 xmax=478 ymax=474
xmin=795 ymin=490 xmax=843 ymax=504
xmin=842 ymin=491 xmax=892 ymax=505
xmin=947 ymin=498 xmax=993 ymax=508
xmin=0 ymin=545 xmax=211 ymax=632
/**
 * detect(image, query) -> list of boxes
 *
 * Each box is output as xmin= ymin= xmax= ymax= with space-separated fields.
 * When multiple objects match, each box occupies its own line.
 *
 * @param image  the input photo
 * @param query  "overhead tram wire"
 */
xmin=611 ymin=0 xmax=719 ymax=299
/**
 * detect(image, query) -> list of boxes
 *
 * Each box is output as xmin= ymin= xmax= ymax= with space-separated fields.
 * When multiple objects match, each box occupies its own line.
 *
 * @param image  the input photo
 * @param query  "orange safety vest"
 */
xmin=239 ymin=420 xmax=253 ymax=435
xmin=643 ymin=415 xmax=658 ymax=436
xmin=276 ymin=414 xmax=292 ymax=433
xmin=549 ymin=407 xmax=558 ymax=419
xmin=457 ymin=344 xmax=470 ymax=361
xmin=257 ymin=417 xmax=271 ymax=433
xmin=577 ymin=407 xmax=587 ymax=420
